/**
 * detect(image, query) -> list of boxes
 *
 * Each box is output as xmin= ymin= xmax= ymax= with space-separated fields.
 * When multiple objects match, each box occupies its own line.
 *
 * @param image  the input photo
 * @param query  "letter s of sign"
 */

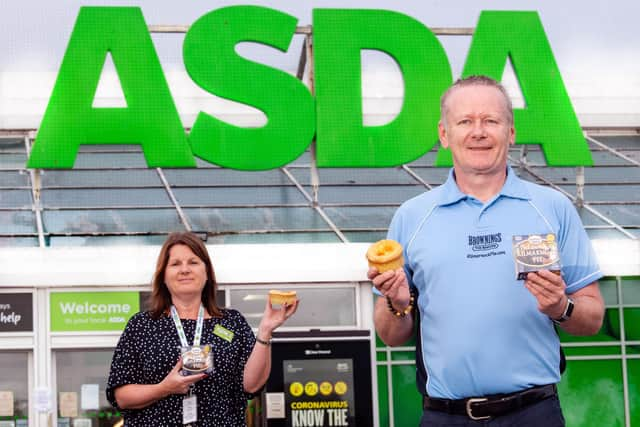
xmin=184 ymin=6 xmax=316 ymax=170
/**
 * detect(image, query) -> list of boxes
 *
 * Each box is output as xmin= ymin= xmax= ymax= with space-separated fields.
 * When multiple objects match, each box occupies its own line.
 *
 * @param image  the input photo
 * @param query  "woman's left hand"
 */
xmin=256 ymin=298 xmax=299 ymax=341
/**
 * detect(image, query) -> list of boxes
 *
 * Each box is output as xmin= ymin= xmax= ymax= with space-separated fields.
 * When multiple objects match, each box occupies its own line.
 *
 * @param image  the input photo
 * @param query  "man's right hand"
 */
xmin=368 ymin=267 xmax=411 ymax=309
xmin=371 ymin=266 xmax=415 ymax=346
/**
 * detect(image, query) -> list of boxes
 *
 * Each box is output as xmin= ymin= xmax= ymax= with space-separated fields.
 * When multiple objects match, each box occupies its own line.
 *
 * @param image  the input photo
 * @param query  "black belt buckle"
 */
xmin=465 ymin=397 xmax=491 ymax=420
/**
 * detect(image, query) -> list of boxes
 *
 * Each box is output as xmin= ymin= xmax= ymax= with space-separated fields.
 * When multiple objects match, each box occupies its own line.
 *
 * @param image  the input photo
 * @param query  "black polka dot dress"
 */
xmin=106 ymin=309 xmax=257 ymax=426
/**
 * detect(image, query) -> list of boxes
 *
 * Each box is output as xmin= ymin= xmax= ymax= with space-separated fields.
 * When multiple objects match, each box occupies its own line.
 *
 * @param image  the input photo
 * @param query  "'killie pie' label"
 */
xmin=512 ymin=234 xmax=561 ymax=280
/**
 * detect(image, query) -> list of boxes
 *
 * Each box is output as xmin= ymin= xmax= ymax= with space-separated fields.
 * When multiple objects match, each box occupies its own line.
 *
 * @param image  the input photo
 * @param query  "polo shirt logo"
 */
xmin=468 ymin=233 xmax=502 ymax=251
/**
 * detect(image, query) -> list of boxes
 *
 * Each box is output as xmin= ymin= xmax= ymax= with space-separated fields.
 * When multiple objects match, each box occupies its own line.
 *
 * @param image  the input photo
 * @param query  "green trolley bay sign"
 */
xmin=26 ymin=6 xmax=593 ymax=170
xmin=50 ymin=291 xmax=139 ymax=332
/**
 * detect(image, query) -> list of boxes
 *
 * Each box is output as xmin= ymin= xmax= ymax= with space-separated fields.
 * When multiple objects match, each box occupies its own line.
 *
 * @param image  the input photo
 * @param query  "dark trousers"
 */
xmin=419 ymin=395 xmax=565 ymax=427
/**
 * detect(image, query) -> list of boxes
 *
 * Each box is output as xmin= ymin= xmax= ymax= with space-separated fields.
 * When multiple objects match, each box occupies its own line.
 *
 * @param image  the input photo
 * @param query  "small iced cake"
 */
xmin=269 ymin=290 xmax=297 ymax=306
xmin=366 ymin=239 xmax=404 ymax=273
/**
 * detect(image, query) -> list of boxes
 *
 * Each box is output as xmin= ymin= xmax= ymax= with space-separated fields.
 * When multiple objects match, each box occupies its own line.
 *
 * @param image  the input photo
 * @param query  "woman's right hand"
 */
xmin=159 ymin=358 xmax=207 ymax=395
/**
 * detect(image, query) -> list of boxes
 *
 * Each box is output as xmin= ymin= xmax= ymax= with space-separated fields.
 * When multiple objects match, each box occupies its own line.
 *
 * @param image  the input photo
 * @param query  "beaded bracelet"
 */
xmin=386 ymin=290 xmax=415 ymax=317
xmin=255 ymin=336 xmax=272 ymax=346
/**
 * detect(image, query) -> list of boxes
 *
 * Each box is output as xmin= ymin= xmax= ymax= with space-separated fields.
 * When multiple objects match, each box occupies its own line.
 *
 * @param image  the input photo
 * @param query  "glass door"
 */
xmin=0 ymin=351 xmax=30 ymax=427
xmin=54 ymin=349 xmax=121 ymax=427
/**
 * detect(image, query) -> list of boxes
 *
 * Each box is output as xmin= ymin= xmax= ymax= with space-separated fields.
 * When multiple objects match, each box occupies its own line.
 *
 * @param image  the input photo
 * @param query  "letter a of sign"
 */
xmin=436 ymin=11 xmax=592 ymax=167
xmin=27 ymin=7 xmax=195 ymax=169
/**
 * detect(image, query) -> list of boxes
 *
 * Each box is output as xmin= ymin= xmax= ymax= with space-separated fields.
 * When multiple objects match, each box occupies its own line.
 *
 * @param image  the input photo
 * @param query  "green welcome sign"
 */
xmin=26 ymin=6 xmax=592 ymax=170
xmin=50 ymin=291 xmax=139 ymax=332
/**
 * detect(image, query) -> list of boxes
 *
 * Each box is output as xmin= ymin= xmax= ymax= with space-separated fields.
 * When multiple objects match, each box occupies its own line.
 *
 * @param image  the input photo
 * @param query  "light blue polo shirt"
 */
xmin=387 ymin=166 xmax=602 ymax=399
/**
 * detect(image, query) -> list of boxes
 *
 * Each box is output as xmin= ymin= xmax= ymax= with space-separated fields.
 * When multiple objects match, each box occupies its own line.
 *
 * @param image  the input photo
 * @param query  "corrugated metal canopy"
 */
xmin=0 ymin=132 xmax=638 ymax=247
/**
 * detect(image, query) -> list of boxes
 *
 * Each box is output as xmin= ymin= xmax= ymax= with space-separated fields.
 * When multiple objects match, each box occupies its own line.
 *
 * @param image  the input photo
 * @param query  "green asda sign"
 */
xmin=26 ymin=6 xmax=592 ymax=170
xmin=50 ymin=291 xmax=139 ymax=332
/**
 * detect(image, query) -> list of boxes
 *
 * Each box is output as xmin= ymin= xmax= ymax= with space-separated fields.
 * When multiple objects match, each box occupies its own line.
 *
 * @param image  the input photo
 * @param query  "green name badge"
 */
xmin=213 ymin=324 xmax=235 ymax=342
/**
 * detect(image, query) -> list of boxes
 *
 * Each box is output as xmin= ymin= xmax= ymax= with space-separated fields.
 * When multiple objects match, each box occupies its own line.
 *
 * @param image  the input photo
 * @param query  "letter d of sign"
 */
xmin=313 ymin=9 xmax=452 ymax=167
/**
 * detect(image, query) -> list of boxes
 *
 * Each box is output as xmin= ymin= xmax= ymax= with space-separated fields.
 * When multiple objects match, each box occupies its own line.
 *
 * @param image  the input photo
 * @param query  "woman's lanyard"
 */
xmin=170 ymin=304 xmax=205 ymax=347
xmin=170 ymin=304 xmax=204 ymax=426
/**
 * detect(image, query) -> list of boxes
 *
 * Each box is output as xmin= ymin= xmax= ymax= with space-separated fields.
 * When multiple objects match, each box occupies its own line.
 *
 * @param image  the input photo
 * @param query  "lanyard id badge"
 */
xmin=171 ymin=304 xmax=205 ymax=425
xmin=183 ymin=393 xmax=198 ymax=425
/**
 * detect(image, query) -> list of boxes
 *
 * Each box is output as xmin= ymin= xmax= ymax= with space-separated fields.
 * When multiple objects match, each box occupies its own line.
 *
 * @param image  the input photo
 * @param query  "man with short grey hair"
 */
xmin=370 ymin=75 xmax=604 ymax=425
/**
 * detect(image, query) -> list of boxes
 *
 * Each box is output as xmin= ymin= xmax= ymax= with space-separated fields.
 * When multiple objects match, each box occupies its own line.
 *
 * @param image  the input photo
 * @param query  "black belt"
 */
xmin=423 ymin=384 xmax=557 ymax=420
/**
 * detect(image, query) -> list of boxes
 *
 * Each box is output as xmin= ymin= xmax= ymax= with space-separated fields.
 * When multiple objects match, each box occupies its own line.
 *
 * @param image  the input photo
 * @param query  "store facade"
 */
xmin=1 ymin=239 xmax=639 ymax=426
xmin=1 ymin=3 xmax=640 ymax=427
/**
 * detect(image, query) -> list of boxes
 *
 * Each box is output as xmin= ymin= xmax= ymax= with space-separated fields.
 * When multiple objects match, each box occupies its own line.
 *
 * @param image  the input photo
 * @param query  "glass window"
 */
xmin=624 ymin=308 xmax=640 ymax=341
xmin=0 ymin=211 xmax=36 ymax=234
xmin=559 ymin=308 xmax=620 ymax=343
xmin=527 ymin=166 xmax=640 ymax=184
xmin=311 ymin=185 xmax=424 ymax=204
xmin=41 ymin=188 xmax=171 ymax=208
xmin=323 ymin=206 xmax=397 ymax=229
xmin=0 ymin=351 xmax=29 ymax=424
xmin=558 ymin=184 xmax=640 ymax=203
xmin=390 ymin=364 xmax=422 ymax=426
xmin=407 ymin=167 xmax=450 ymax=184
xmin=629 ymin=360 xmax=640 ymax=426
xmin=0 ymin=237 xmax=39 ymax=247
xmin=43 ymin=209 xmax=185 ymax=234
xmin=229 ymin=286 xmax=357 ymax=328
xmin=0 ymin=171 xmax=29 ymax=187
xmin=406 ymin=149 xmax=439 ymax=167
xmin=509 ymin=150 xmax=547 ymax=165
xmin=588 ymin=150 xmax=637 ymax=166
xmin=48 ymin=235 xmax=170 ymax=247
xmin=588 ymin=204 xmax=640 ymax=225
xmin=173 ymin=187 xmax=307 ymax=206
xmin=342 ymin=231 xmax=387 ymax=243
xmin=585 ymin=228 xmax=631 ymax=240
xmin=163 ymin=168 xmax=289 ymax=186
xmin=41 ymin=170 xmax=162 ymax=188
xmin=289 ymin=168 xmax=420 ymax=185
xmin=0 ymin=138 xmax=28 ymax=170
xmin=558 ymin=360 xmax=624 ymax=427
xmin=185 ymin=207 xmax=329 ymax=232
xmin=599 ymin=278 xmax=618 ymax=305
xmin=282 ymin=150 xmax=312 ymax=166
xmin=0 ymin=190 xmax=31 ymax=209
xmin=513 ymin=168 xmax=545 ymax=185
xmin=622 ymin=277 xmax=640 ymax=304
xmin=72 ymin=152 xmax=148 ymax=169
xmin=576 ymin=207 xmax=610 ymax=227
xmin=55 ymin=349 xmax=121 ymax=427
xmin=0 ymin=154 xmax=28 ymax=170
xmin=593 ymin=135 xmax=640 ymax=149
xmin=206 ymin=231 xmax=341 ymax=244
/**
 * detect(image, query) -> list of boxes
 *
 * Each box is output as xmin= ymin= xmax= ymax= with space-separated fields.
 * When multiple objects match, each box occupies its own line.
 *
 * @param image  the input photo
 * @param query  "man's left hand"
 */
xmin=524 ymin=270 xmax=567 ymax=319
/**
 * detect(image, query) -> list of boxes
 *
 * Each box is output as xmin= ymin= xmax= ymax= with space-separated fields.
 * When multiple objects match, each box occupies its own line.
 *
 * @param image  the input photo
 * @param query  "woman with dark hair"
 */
xmin=106 ymin=232 xmax=298 ymax=426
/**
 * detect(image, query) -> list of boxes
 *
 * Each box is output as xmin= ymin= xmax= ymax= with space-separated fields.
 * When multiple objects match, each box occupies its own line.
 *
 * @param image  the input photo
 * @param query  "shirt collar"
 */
xmin=436 ymin=165 xmax=531 ymax=206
